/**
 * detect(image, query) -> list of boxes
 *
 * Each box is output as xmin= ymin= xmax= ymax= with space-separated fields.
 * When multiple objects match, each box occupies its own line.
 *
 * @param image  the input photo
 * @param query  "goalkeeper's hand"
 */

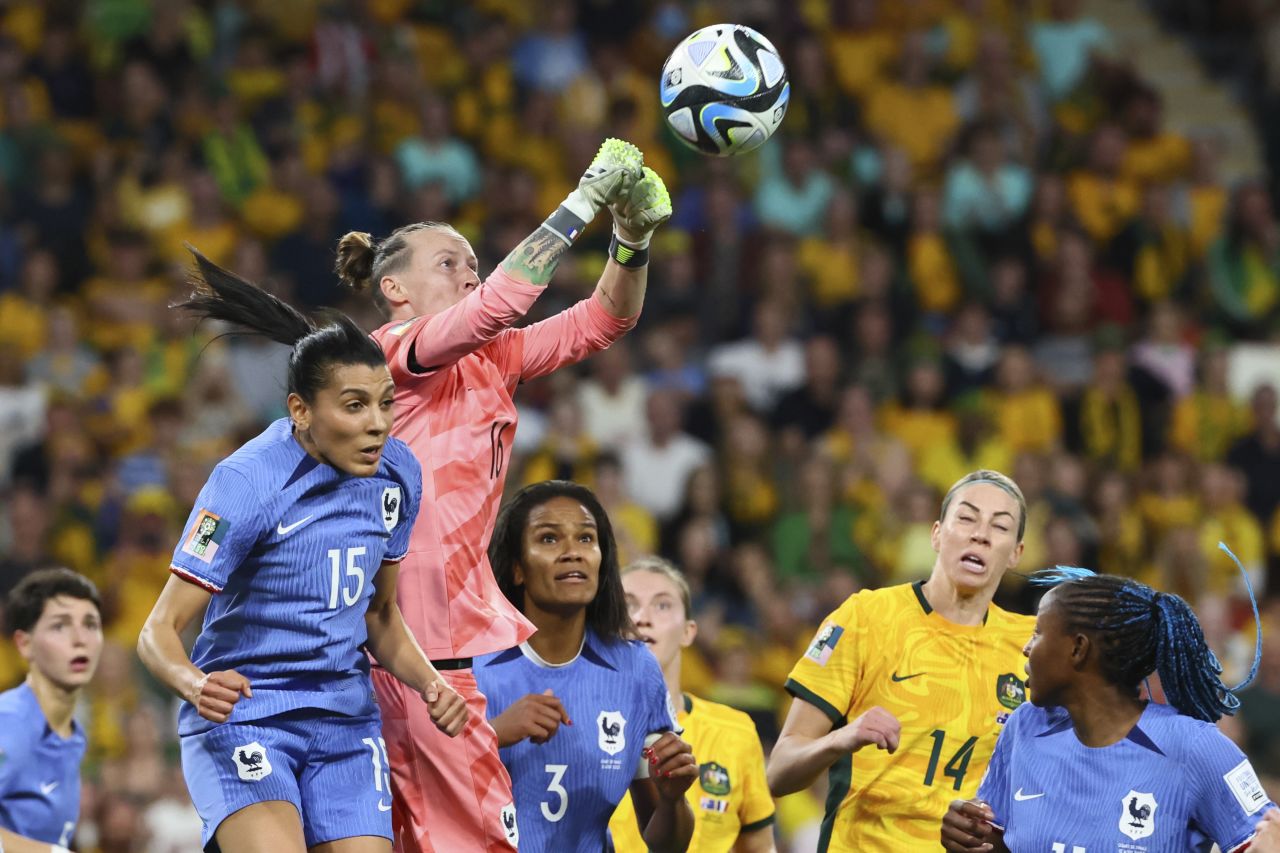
xmin=560 ymin=138 xmax=644 ymax=224
xmin=611 ymin=166 xmax=672 ymax=249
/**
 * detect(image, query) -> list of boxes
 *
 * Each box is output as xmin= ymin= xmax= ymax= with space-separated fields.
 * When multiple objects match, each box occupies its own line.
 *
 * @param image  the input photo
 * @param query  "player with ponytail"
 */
xmin=138 ymin=248 xmax=467 ymax=853
xmin=336 ymin=139 xmax=673 ymax=852
xmin=942 ymin=547 xmax=1274 ymax=852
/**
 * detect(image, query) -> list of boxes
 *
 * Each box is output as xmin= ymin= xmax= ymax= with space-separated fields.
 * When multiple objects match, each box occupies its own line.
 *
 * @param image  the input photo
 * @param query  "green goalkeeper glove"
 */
xmin=542 ymin=138 xmax=643 ymax=245
xmin=610 ymin=166 xmax=672 ymax=250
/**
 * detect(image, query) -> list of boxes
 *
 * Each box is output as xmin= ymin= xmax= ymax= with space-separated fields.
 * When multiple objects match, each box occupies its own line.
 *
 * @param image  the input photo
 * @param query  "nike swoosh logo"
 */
xmin=891 ymin=671 xmax=926 ymax=682
xmin=40 ymin=781 xmax=58 ymax=796
xmin=277 ymin=516 xmax=314 ymax=536
xmin=378 ymin=800 xmax=392 ymax=812
xmin=1014 ymin=789 xmax=1046 ymax=801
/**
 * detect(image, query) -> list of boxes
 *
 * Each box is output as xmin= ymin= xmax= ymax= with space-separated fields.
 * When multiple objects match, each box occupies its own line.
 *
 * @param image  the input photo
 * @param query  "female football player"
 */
xmin=137 ymin=249 xmax=467 ymax=853
xmin=609 ymin=556 xmax=777 ymax=852
xmin=335 ymin=138 xmax=671 ymax=851
xmin=769 ymin=469 xmax=1036 ymax=849
xmin=0 ymin=568 xmax=102 ymax=852
xmin=474 ymin=481 xmax=697 ymax=853
xmin=941 ymin=557 xmax=1273 ymax=852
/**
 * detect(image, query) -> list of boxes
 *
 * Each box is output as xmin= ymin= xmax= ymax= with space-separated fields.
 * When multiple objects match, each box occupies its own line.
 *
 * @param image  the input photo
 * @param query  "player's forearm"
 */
xmin=641 ymin=796 xmax=695 ymax=853
xmin=593 ymin=259 xmax=647 ymax=319
xmin=766 ymin=732 xmax=848 ymax=796
xmin=364 ymin=602 xmax=437 ymax=694
xmin=136 ymin=619 xmax=205 ymax=705
xmin=499 ymin=224 xmax=573 ymax=287
xmin=0 ymin=826 xmax=69 ymax=853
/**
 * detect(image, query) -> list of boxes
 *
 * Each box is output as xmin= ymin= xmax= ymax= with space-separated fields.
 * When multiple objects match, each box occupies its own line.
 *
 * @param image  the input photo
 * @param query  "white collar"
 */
xmin=518 ymin=635 xmax=586 ymax=669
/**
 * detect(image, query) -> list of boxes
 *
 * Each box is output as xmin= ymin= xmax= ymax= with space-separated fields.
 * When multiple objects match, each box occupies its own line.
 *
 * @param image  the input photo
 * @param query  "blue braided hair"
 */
xmin=1030 ymin=543 xmax=1262 ymax=723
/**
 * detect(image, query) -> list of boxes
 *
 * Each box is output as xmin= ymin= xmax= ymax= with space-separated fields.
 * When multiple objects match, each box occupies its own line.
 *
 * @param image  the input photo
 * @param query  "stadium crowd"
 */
xmin=0 ymin=0 xmax=1278 ymax=849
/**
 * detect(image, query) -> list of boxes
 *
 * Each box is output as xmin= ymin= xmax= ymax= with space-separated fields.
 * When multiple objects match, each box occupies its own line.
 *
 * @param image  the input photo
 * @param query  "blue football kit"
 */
xmin=978 ymin=701 xmax=1275 ymax=852
xmin=170 ymin=418 xmax=421 ymax=847
xmin=475 ymin=631 xmax=680 ymax=852
xmin=0 ymin=682 xmax=84 ymax=846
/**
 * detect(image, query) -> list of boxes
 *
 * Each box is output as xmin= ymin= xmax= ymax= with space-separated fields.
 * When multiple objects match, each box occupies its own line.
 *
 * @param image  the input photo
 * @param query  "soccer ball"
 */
xmin=659 ymin=24 xmax=790 ymax=157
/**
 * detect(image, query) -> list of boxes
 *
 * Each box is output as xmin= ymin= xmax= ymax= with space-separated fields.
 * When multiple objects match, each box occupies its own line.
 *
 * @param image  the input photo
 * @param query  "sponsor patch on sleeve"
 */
xmin=1224 ymin=758 xmax=1268 ymax=815
xmin=805 ymin=623 xmax=844 ymax=666
xmin=181 ymin=510 xmax=228 ymax=564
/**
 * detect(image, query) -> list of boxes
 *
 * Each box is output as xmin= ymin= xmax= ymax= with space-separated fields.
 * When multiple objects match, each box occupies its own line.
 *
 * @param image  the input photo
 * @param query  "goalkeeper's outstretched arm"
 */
xmin=499 ymin=138 xmax=645 ymax=287
xmin=593 ymin=164 xmax=673 ymax=319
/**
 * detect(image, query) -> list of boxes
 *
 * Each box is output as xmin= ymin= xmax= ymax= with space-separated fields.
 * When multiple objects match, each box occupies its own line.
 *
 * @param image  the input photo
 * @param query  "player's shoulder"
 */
xmin=686 ymin=693 xmax=759 ymax=736
xmin=835 ymin=582 xmax=924 ymax=624
xmin=588 ymin=633 xmax=656 ymax=673
xmin=1000 ymin=700 xmax=1064 ymax=740
xmin=218 ymin=418 xmax=300 ymax=487
xmin=986 ymin=602 xmax=1037 ymax=636
xmin=378 ymin=436 xmax=420 ymax=481
xmin=1137 ymin=702 xmax=1225 ymax=756
xmin=372 ymin=316 xmax=420 ymax=343
xmin=0 ymin=683 xmax=42 ymax=747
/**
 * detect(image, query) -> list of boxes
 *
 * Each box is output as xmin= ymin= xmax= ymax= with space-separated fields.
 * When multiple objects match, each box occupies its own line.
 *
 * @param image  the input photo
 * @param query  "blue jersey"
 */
xmin=171 ymin=418 xmax=421 ymax=735
xmin=0 ymin=683 xmax=84 ymax=845
xmin=475 ymin=631 xmax=680 ymax=853
xmin=978 ymin=701 xmax=1275 ymax=852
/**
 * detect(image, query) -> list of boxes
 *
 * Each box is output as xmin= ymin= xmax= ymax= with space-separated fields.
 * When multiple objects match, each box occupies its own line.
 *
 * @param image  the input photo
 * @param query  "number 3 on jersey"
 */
xmin=541 ymin=763 xmax=569 ymax=822
xmin=328 ymin=547 xmax=367 ymax=609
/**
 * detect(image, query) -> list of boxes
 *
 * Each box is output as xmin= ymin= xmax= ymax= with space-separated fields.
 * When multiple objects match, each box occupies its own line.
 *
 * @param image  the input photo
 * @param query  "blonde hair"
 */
xmin=334 ymin=222 xmax=467 ymax=312
xmin=939 ymin=469 xmax=1027 ymax=541
xmin=622 ymin=556 xmax=693 ymax=619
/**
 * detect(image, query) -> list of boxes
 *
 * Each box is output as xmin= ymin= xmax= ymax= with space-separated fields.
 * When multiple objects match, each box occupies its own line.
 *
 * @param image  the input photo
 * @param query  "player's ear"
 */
xmin=682 ymin=619 xmax=697 ymax=648
xmin=380 ymin=275 xmax=406 ymax=305
xmin=286 ymin=392 xmax=310 ymax=431
xmin=13 ymin=629 xmax=31 ymax=661
xmin=1069 ymin=632 xmax=1090 ymax=669
xmin=929 ymin=519 xmax=941 ymax=552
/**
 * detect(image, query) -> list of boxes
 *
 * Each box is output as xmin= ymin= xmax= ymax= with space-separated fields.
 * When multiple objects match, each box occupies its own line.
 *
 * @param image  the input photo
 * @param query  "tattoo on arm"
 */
xmin=499 ymin=227 xmax=570 ymax=286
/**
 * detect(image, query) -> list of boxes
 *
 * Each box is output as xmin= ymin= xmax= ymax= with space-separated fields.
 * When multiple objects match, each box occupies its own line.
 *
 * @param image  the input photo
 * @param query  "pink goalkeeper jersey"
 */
xmin=372 ymin=268 xmax=636 ymax=659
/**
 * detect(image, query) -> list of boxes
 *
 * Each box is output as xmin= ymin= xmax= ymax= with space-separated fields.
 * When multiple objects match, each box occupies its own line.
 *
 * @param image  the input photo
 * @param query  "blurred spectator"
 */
xmin=512 ymin=0 xmax=590 ymax=93
xmin=863 ymin=31 xmax=958 ymax=174
xmin=1209 ymin=182 xmax=1280 ymax=335
xmin=771 ymin=335 xmax=842 ymax=442
xmin=753 ymin=138 xmax=836 ymax=236
xmin=577 ymin=338 xmax=648 ymax=451
xmin=707 ymin=300 xmax=805 ymax=413
xmin=1169 ymin=341 xmax=1250 ymax=462
xmin=1228 ymin=384 xmax=1280 ymax=527
xmin=942 ymin=120 xmax=1033 ymax=235
xmin=1028 ymin=0 xmax=1115 ymax=103
xmin=622 ymin=388 xmax=711 ymax=522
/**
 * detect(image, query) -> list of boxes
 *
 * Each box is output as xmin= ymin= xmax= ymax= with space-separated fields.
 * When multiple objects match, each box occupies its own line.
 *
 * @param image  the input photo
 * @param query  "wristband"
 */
xmin=609 ymin=232 xmax=649 ymax=268
xmin=541 ymin=204 xmax=588 ymax=246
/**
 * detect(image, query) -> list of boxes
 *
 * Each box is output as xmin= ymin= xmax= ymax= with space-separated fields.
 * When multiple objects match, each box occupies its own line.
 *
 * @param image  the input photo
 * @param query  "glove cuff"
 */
xmin=612 ymin=227 xmax=652 ymax=251
xmin=541 ymin=204 xmax=589 ymax=246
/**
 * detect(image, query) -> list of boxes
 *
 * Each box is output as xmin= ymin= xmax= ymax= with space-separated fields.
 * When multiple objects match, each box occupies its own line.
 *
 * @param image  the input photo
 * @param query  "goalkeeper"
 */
xmin=335 ymin=139 xmax=672 ymax=853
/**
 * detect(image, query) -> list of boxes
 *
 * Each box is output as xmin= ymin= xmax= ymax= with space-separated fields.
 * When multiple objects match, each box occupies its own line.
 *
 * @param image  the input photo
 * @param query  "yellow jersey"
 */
xmin=609 ymin=693 xmax=775 ymax=852
xmin=785 ymin=581 xmax=1034 ymax=851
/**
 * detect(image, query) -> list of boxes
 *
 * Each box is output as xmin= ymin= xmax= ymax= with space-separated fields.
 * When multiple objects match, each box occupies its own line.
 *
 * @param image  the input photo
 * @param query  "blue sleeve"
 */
xmin=1186 ymin=725 xmax=1275 ymax=850
xmin=976 ymin=708 xmax=1017 ymax=826
xmin=638 ymin=648 xmax=679 ymax=736
xmin=0 ymin=713 xmax=29 ymax=796
xmin=170 ymin=465 xmax=267 ymax=592
xmin=386 ymin=449 xmax=421 ymax=562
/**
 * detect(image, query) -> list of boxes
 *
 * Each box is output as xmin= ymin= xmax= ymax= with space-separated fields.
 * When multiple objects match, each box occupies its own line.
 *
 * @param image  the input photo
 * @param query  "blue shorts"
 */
xmin=181 ymin=711 xmax=393 ymax=849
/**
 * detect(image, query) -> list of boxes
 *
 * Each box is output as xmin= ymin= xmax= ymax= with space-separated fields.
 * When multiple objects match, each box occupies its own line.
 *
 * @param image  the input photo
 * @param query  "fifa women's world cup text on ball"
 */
xmin=660 ymin=24 xmax=790 ymax=157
